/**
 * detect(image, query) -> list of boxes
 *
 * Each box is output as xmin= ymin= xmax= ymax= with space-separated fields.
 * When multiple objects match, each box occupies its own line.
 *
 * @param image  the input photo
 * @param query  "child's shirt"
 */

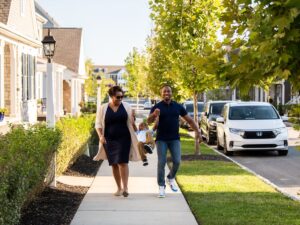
xmin=136 ymin=129 xmax=154 ymax=143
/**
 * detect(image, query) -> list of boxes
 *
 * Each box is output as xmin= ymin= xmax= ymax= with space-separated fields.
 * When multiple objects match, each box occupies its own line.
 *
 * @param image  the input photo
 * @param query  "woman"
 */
xmin=93 ymin=86 xmax=140 ymax=197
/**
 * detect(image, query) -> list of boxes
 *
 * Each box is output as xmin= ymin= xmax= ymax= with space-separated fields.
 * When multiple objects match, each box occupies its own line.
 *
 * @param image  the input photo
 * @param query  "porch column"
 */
xmin=71 ymin=79 xmax=78 ymax=115
xmin=10 ymin=45 xmax=17 ymax=117
xmin=0 ymin=40 xmax=4 ymax=108
xmin=254 ymin=87 xmax=259 ymax=101
xmin=282 ymin=80 xmax=285 ymax=105
xmin=259 ymin=88 xmax=264 ymax=102
xmin=231 ymin=88 xmax=236 ymax=101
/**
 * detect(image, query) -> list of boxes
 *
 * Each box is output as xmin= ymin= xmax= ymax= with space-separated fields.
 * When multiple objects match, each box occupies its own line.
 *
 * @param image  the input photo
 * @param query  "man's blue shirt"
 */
xmin=150 ymin=100 xmax=187 ymax=141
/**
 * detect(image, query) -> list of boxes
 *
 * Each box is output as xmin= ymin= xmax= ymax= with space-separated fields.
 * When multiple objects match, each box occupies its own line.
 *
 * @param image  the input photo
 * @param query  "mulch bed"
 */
xmin=64 ymin=154 xmax=102 ymax=177
xmin=168 ymin=154 xmax=230 ymax=162
xmin=19 ymin=155 xmax=102 ymax=225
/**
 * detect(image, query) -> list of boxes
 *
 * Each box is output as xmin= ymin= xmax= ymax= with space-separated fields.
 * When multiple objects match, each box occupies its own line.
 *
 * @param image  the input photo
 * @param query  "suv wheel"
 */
xmin=206 ymin=130 xmax=214 ymax=145
xmin=217 ymin=136 xmax=223 ymax=150
xmin=223 ymin=135 xmax=233 ymax=156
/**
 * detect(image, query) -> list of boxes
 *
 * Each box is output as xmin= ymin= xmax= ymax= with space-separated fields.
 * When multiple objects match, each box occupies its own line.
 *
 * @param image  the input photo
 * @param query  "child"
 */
xmin=136 ymin=121 xmax=156 ymax=166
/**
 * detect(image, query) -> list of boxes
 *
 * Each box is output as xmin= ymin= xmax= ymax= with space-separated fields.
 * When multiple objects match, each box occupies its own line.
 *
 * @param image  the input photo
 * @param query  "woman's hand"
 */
xmin=99 ymin=135 xmax=106 ymax=144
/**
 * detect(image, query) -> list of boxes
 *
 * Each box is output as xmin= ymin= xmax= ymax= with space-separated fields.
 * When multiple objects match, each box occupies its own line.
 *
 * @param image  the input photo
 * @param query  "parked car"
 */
xmin=143 ymin=101 xmax=152 ymax=109
xmin=180 ymin=101 xmax=204 ymax=129
xmin=200 ymin=101 xmax=233 ymax=144
xmin=216 ymin=102 xmax=288 ymax=156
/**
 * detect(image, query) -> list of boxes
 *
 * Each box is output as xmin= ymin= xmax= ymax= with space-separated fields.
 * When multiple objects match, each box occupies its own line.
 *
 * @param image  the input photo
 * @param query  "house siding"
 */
xmin=7 ymin=0 xmax=38 ymax=40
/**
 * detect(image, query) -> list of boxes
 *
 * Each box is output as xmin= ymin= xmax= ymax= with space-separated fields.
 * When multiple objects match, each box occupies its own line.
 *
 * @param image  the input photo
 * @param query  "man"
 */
xmin=147 ymin=85 xmax=201 ymax=198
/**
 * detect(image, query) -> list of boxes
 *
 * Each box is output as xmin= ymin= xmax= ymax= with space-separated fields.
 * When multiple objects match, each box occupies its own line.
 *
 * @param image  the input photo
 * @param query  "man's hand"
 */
xmin=148 ymin=108 xmax=160 ymax=124
xmin=153 ymin=108 xmax=160 ymax=117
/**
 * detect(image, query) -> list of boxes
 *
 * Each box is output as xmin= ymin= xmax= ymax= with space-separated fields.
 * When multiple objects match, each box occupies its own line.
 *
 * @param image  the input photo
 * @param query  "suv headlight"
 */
xmin=229 ymin=128 xmax=245 ymax=136
xmin=273 ymin=127 xmax=286 ymax=136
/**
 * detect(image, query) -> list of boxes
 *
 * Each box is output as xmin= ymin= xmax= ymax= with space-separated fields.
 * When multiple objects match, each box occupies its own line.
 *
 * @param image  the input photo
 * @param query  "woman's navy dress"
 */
xmin=104 ymin=103 xmax=131 ymax=165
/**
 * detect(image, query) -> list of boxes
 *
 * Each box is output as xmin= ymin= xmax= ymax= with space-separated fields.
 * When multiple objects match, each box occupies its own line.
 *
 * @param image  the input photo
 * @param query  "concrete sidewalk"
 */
xmin=70 ymin=151 xmax=198 ymax=225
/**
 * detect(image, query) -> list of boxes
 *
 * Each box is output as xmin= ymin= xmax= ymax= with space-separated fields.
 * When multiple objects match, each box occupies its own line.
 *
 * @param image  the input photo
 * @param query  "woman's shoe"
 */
xmin=114 ymin=189 xmax=123 ymax=196
xmin=122 ymin=190 xmax=129 ymax=197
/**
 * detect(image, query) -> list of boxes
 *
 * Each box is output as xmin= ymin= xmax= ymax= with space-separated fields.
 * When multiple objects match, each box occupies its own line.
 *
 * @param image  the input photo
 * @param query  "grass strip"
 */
xmin=177 ymin=130 xmax=300 ymax=225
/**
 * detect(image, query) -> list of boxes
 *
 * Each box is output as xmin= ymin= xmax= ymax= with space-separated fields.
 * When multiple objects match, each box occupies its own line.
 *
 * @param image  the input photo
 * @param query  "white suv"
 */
xmin=216 ymin=102 xmax=288 ymax=156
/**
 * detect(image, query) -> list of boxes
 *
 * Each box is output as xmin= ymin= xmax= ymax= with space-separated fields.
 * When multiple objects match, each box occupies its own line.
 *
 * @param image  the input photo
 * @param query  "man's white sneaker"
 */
xmin=158 ymin=186 xmax=166 ymax=198
xmin=167 ymin=178 xmax=178 ymax=192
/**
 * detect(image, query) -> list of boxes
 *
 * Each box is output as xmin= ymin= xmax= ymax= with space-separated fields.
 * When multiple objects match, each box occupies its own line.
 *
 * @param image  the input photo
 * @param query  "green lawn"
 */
xmin=180 ymin=128 xmax=217 ymax=155
xmin=177 ymin=130 xmax=300 ymax=225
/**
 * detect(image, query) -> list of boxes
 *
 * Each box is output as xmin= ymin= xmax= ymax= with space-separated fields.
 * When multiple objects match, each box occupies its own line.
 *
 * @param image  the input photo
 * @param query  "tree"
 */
xmin=125 ymin=48 xmax=150 ymax=109
xmin=148 ymin=0 xmax=225 ymax=154
xmin=220 ymin=0 xmax=300 ymax=94
xmin=289 ymin=104 xmax=300 ymax=137
xmin=84 ymin=59 xmax=115 ymax=102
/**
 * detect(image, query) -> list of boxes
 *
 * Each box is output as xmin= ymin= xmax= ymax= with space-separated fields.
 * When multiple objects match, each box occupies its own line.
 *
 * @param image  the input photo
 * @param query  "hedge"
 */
xmin=0 ymin=124 xmax=61 ymax=225
xmin=0 ymin=114 xmax=96 ymax=225
xmin=55 ymin=114 xmax=95 ymax=175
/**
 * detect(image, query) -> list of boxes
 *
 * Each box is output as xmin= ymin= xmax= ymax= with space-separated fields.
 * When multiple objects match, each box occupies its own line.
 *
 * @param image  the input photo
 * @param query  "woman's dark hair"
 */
xmin=108 ymin=85 xmax=124 ymax=97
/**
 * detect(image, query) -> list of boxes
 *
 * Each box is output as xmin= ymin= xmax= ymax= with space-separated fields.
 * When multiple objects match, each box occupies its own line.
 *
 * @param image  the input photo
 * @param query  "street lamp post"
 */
xmin=42 ymin=29 xmax=56 ymax=187
xmin=42 ymin=29 xmax=56 ymax=127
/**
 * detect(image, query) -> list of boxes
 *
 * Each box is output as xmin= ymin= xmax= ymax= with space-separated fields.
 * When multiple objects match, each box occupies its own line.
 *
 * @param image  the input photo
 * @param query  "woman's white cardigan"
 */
xmin=93 ymin=102 xmax=141 ymax=162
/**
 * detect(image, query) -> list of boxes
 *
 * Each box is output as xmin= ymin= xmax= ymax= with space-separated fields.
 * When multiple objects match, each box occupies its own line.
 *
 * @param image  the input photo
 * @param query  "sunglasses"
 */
xmin=116 ymin=95 xmax=123 ymax=100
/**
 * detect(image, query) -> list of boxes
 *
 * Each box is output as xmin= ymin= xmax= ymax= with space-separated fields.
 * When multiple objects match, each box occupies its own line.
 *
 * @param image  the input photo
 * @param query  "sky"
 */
xmin=36 ymin=0 xmax=152 ymax=65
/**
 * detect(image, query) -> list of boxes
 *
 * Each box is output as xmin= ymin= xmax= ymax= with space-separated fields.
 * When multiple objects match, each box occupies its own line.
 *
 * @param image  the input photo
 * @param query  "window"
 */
xmin=209 ymin=103 xmax=226 ymax=115
xmin=20 ymin=0 xmax=26 ymax=16
xmin=22 ymin=53 xmax=36 ymax=101
xmin=229 ymin=106 xmax=280 ymax=120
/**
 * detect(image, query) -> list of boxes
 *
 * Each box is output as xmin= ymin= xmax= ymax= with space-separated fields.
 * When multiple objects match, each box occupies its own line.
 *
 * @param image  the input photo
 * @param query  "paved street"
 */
xmin=213 ymin=127 xmax=300 ymax=201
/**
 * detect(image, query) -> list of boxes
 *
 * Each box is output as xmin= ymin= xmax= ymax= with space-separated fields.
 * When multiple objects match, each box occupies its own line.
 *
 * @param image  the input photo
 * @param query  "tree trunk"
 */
xmin=193 ymin=92 xmax=200 ymax=155
xmin=136 ymin=94 xmax=139 ymax=110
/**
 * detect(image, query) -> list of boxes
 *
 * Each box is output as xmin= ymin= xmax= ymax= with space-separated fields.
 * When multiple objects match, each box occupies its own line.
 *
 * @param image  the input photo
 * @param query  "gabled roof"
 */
xmin=43 ymin=28 xmax=82 ymax=73
xmin=35 ymin=1 xmax=59 ymax=27
xmin=94 ymin=65 xmax=125 ymax=74
xmin=0 ymin=0 xmax=12 ymax=24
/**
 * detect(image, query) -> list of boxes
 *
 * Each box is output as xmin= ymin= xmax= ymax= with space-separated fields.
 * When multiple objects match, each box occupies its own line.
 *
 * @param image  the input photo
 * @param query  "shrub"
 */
xmin=288 ymin=104 xmax=300 ymax=131
xmin=55 ymin=114 xmax=95 ymax=175
xmin=80 ymin=102 xmax=97 ymax=114
xmin=0 ymin=124 xmax=61 ymax=225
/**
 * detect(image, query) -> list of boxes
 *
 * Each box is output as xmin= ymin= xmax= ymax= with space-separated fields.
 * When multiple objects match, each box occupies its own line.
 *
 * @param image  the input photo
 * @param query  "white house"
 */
xmin=94 ymin=65 xmax=128 ymax=91
xmin=0 ymin=0 xmax=42 ymax=129
xmin=35 ymin=2 xmax=87 ymax=116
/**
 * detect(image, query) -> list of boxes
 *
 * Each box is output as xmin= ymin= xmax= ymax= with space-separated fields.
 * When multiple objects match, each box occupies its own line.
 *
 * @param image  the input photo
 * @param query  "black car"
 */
xmin=200 ymin=101 xmax=233 ymax=144
xmin=180 ymin=101 xmax=204 ymax=129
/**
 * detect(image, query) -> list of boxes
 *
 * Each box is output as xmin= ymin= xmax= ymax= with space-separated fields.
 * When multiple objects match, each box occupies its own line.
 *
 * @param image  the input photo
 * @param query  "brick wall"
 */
xmin=4 ymin=44 xmax=11 ymax=115
xmin=0 ymin=0 xmax=12 ymax=24
xmin=63 ymin=81 xmax=71 ymax=113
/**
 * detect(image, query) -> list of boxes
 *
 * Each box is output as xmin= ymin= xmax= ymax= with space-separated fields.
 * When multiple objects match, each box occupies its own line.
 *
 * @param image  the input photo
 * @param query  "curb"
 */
xmin=204 ymin=143 xmax=300 ymax=202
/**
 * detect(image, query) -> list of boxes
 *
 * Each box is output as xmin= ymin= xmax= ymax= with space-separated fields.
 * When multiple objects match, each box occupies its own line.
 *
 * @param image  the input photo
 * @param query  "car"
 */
xmin=200 ymin=101 xmax=233 ymax=144
xmin=143 ymin=101 xmax=152 ymax=109
xmin=216 ymin=102 xmax=288 ymax=156
xmin=180 ymin=101 xmax=204 ymax=129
